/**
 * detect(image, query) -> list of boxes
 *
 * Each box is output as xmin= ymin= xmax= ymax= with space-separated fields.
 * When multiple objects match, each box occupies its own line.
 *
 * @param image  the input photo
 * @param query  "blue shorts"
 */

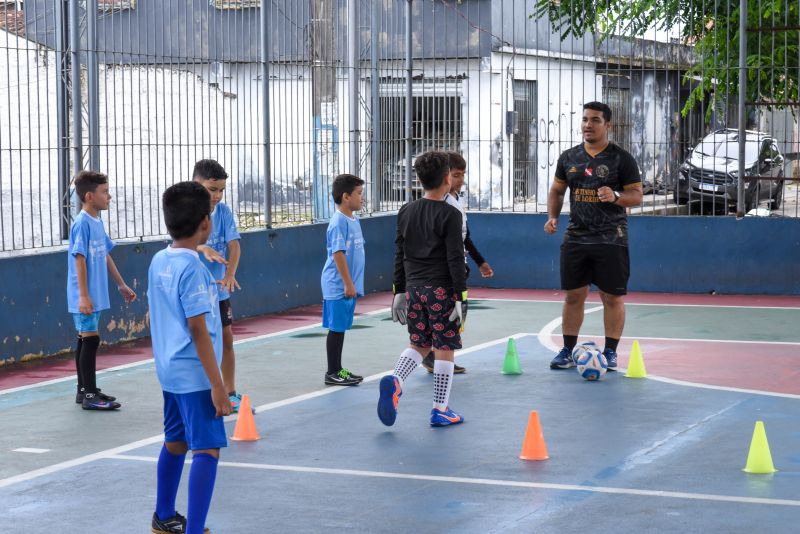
xmin=163 ymin=390 xmax=228 ymax=451
xmin=72 ymin=312 xmax=101 ymax=333
xmin=322 ymin=298 xmax=357 ymax=332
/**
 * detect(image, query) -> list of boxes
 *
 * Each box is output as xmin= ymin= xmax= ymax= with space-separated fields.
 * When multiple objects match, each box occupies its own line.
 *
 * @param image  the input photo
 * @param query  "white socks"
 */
xmin=432 ymin=360 xmax=454 ymax=412
xmin=393 ymin=348 xmax=422 ymax=385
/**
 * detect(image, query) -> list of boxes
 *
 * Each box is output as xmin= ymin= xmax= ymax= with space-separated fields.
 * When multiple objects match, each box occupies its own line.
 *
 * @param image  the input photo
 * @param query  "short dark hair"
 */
xmin=446 ymin=151 xmax=466 ymax=171
xmin=583 ymin=101 xmax=612 ymax=122
xmin=331 ymin=173 xmax=365 ymax=204
xmin=413 ymin=151 xmax=450 ymax=190
xmin=73 ymin=170 xmax=108 ymax=202
xmin=162 ymin=181 xmax=211 ymax=239
xmin=192 ymin=159 xmax=229 ymax=181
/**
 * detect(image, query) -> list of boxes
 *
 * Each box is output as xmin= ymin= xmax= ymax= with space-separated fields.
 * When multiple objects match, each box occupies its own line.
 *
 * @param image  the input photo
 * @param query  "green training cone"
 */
xmin=502 ymin=338 xmax=522 ymax=375
xmin=743 ymin=421 xmax=777 ymax=474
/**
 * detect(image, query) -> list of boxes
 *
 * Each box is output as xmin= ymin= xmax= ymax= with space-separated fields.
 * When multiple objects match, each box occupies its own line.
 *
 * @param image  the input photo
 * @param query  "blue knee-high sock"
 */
xmin=187 ymin=453 xmax=218 ymax=534
xmin=155 ymin=445 xmax=186 ymax=520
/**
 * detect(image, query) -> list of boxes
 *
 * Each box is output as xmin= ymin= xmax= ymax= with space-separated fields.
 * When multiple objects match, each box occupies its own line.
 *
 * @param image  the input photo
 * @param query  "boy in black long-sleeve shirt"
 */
xmin=377 ymin=151 xmax=468 ymax=428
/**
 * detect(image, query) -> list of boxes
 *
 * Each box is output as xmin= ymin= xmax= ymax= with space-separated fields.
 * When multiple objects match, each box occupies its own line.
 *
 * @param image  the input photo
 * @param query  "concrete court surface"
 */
xmin=0 ymin=289 xmax=799 ymax=533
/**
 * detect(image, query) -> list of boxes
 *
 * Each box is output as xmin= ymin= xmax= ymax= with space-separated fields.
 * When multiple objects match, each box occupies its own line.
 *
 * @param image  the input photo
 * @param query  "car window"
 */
xmin=696 ymin=136 xmax=760 ymax=161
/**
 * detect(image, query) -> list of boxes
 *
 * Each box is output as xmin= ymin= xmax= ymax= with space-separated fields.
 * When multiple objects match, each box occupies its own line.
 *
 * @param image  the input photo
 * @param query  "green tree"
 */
xmin=532 ymin=0 xmax=800 ymax=119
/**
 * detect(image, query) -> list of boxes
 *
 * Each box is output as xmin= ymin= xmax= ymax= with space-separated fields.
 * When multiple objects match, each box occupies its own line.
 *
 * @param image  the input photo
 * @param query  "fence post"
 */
xmin=370 ymin=0 xmax=381 ymax=210
xmin=68 ymin=0 xmax=83 ymax=178
xmin=261 ymin=1 xmax=273 ymax=228
xmin=736 ymin=0 xmax=747 ymax=217
xmin=86 ymin=0 xmax=100 ymax=171
xmin=348 ymin=0 xmax=359 ymax=178
xmin=55 ymin=0 xmax=71 ymax=240
xmin=404 ymin=0 xmax=413 ymax=203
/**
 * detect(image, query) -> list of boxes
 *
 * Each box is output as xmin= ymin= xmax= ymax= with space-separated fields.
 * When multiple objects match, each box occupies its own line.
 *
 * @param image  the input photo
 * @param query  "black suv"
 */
xmin=674 ymin=129 xmax=785 ymax=211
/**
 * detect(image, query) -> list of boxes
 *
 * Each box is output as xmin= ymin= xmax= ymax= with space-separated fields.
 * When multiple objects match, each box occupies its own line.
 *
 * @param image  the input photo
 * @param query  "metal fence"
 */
xmin=1 ymin=0 xmax=798 ymax=253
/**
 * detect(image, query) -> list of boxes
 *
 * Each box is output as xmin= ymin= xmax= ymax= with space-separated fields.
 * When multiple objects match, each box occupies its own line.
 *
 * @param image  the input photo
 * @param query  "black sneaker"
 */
xmin=82 ymin=392 xmax=121 ymax=410
xmin=324 ymin=369 xmax=361 ymax=386
xmin=151 ymin=511 xmax=210 ymax=534
xmin=549 ymin=347 xmax=576 ymax=369
xmin=421 ymin=352 xmax=435 ymax=373
xmin=423 ymin=353 xmax=467 ymax=374
xmin=76 ymin=388 xmax=117 ymax=404
xmin=342 ymin=368 xmax=364 ymax=382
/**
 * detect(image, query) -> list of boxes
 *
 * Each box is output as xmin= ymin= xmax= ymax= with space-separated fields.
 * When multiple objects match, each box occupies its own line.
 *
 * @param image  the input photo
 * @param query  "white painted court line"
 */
xmin=0 ymin=306 xmax=392 ymax=397
xmin=12 ymin=448 xmax=50 ymax=454
xmin=537 ymin=306 xmax=604 ymax=352
xmin=536 ymin=312 xmax=800 ymax=400
xmin=0 ymin=333 xmax=519 ymax=489
xmin=109 ymin=453 xmax=800 ymax=508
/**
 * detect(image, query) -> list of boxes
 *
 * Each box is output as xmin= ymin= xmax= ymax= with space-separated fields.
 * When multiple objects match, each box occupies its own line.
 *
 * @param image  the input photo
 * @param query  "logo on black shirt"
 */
xmin=596 ymin=165 xmax=610 ymax=179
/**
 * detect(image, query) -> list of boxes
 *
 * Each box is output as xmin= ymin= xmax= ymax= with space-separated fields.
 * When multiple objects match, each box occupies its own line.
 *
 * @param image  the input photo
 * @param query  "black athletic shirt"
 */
xmin=393 ymin=198 xmax=467 ymax=294
xmin=555 ymin=142 xmax=641 ymax=247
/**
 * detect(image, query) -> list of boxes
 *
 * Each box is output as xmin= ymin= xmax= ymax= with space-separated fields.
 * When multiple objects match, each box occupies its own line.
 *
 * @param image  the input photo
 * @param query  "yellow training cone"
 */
xmin=624 ymin=340 xmax=647 ymax=378
xmin=743 ymin=421 xmax=777 ymax=474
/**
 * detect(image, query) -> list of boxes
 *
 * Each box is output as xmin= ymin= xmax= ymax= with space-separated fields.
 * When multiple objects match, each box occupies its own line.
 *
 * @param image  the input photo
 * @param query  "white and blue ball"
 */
xmin=573 ymin=342 xmax=607 ymax=381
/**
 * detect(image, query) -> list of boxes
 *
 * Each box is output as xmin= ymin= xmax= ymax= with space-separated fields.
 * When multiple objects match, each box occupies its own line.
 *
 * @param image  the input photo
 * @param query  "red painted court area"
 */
xmin=553 ymin=336 xmax=800 ymax=396
xmin=1 ymin=289 xmax=797 ymax=395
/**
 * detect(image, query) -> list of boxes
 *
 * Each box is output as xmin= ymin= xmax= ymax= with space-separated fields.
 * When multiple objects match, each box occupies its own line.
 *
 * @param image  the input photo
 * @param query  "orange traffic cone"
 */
xmin=519 ymin=410 xmax=549 ymax=460
xmin=231 ymin=394 xmax=260 ymax=441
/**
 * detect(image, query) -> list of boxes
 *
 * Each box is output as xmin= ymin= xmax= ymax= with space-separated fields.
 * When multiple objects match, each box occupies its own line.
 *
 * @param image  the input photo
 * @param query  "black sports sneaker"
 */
xmin=76 ymin=388 xmax=117 ymax=404
xmin=324 ymin=369 xmax=360 ymax=386
xmin=82 ymin=392 xmax=121 ymax=410
xmin=341 ymin=368 xmax=364 ymax=382
xmin=422 ymin=353 xmax=467 ymax=374
xmin=151 ymin=511 xmax=210 ymax=534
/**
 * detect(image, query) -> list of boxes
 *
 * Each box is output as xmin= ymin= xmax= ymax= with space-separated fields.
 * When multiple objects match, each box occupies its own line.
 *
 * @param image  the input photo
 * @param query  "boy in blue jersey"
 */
xmin=320 ymin=174 xmax=366 ymax=386
xmin=148 ymin=181 xmax=232 ymax=534
xmin=67 ymin=170 xmax=136 ymax=410
xmin=192 ymin=160 xmax=246 ymax=412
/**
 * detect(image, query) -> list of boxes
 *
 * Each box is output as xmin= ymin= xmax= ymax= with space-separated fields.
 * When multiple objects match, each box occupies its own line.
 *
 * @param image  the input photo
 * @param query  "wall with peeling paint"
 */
xmin=464 ymin=213 xmax=800 ymax=295
xmin=0 ymin=214 xmax=397 ymax=365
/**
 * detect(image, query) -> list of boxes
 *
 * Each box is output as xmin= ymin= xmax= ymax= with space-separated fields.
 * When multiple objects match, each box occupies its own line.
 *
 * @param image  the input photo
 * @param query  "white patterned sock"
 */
xmin=393 ymin=348 xmax=423 ymax=385
xmin=432 ymin=359 xmax=455 ymax=411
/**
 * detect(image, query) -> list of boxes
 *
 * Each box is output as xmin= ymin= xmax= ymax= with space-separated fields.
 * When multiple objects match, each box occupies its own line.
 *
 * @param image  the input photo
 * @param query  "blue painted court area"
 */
xmin=1 ymin=301 xmax=799 ymax=533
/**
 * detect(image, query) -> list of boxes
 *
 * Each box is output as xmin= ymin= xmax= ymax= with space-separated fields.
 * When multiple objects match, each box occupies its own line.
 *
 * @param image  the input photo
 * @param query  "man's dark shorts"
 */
xmin=560 ymin=242 xmax=630 ymax=295
xmin=406 ymin=286 xmax=462 ymax=351
xmin=219 ymin=298 xmax=234 ymax=328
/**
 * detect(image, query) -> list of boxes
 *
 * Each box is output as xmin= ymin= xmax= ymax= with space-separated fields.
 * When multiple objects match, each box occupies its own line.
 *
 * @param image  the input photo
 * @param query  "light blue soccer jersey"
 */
xmin=199 ymin=202 xmax=241 ymax=301
xmin=320 ymin=210 xmax=365 ymax=300
xmin=67 ymin=210 xmax=114 ymax=313
xmin=148 ymin=247 xmax=223 ymax=394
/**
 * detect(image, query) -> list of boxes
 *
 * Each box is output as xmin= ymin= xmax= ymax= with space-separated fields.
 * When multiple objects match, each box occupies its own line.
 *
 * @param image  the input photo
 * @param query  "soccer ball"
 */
xmin=573 ymin=342 xmax=607 ymax=381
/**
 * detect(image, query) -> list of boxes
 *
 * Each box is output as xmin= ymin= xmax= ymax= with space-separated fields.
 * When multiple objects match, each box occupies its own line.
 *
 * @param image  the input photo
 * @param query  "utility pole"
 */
xmin=311 ymin=0 xmax=338 ymax=221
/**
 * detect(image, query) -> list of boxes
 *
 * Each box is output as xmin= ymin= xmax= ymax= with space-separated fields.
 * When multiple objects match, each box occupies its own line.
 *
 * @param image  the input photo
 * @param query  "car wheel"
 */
xmin=672 ymin=188 xmax=688 ymax=205
xmin=745 ymin=182 xmax=761 ymax=212
xmin=770 ymin=180 xmax=784 ymax=210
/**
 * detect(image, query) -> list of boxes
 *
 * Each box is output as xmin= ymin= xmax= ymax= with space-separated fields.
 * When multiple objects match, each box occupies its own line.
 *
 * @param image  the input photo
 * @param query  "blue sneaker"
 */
xmin=430 ymin=407 xmax=464 ymax=427
xmin=377 ymin=375 xmax=402 ymax=426
xmin=549 ymin=346 xmax=575 ymax=369
xmin=604 ymin=348 xmax=618 ymax=371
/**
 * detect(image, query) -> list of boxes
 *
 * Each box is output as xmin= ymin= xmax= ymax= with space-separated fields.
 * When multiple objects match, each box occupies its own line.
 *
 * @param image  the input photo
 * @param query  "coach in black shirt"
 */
xmin=544 ymin=101 xmax=643 ymax=372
